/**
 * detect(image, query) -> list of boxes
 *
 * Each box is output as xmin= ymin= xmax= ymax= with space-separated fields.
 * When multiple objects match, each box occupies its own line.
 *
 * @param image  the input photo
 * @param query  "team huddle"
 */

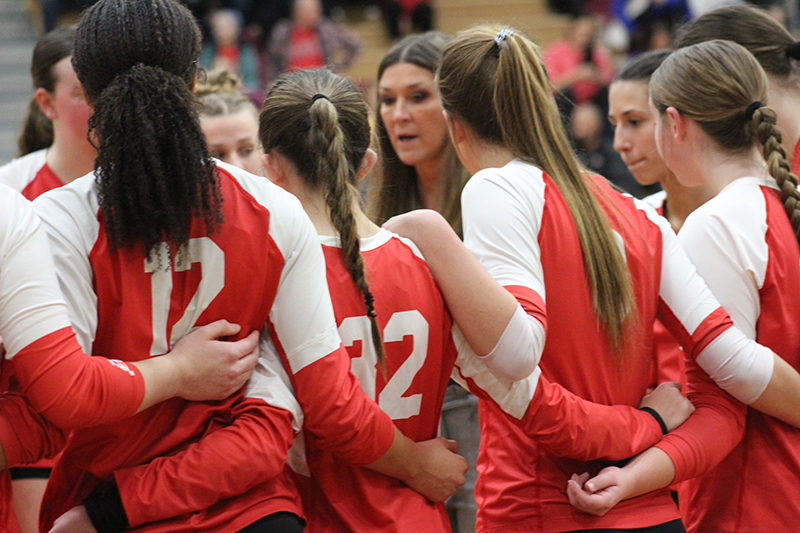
xmin=0 ymin=0 xmax=799 ymax=532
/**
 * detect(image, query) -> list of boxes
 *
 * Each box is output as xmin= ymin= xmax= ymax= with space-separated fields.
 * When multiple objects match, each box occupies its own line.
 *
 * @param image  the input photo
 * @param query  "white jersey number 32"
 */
xmin=339 ymin=310 xmax=429 ymax=420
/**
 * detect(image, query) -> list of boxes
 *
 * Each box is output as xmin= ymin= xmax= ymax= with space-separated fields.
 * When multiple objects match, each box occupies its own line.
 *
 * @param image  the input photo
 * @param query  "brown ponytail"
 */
xmin=260 ymin=69 xmax=386 ymax=369
xmin=652 ymin=40 xmax=800 ymax=243
xmin=438 ymin=25 xmax=636 ymax=352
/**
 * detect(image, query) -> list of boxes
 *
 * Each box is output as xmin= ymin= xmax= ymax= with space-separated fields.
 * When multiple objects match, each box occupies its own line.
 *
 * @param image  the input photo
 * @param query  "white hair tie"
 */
xmin=495 ymin=29 xmax=514 ymax=48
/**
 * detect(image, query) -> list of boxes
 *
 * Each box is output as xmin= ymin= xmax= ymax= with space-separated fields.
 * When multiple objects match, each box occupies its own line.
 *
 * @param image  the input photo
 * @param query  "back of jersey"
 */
xmin=296 ymin=228 xmax=454 ymax=533
xmin=33 ymin=163 xmax=325 ymax=531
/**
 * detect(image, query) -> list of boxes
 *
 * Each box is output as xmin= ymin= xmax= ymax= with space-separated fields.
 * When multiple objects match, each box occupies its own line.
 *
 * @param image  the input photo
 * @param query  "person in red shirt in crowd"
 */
xmin=266 ymin=0 xmax=360 ymax=86
xmin=568 ymin=39 xmax=800 ymax=533
xmin=674 ymin=5 xmax=800 ymax=177
xmin=0 ymin=26 xmax=94 ymax=200
xmin=543 ymin=14 xmax=615 ymax=123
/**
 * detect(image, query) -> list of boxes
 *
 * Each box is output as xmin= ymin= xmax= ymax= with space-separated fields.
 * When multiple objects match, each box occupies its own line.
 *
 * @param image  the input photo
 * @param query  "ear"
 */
xmin=358 ymin=149 xmax=378 ymax=182
xmin=262 ymin=153 xmax=282 ymax=185
xmin=35 ymin=88 xmax=57 ymax=120
xmin=665 ymin=107 xmax=687 ymax=144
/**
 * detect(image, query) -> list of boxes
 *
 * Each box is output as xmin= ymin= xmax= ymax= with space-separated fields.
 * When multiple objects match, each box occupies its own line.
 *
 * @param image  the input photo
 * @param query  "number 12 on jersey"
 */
xmin=339 ymin=310 xmax=429 ymax=421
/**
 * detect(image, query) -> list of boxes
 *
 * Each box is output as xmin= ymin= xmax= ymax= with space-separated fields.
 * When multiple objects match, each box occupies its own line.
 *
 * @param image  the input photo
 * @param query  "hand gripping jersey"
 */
xmin=292 ymin=228 xmax=455 ymax=533
xmin=0 ymin=185 xmax=156 ymax=529
xmin=654 ymin=177 xmax=800 ymax=533
xmin=31 ymin=161 xmax=395 ymax=532
xmin=455 ymin=160 xmax=774 ymax=532
xmin=0 ymin=149 xmax=63 ymax=201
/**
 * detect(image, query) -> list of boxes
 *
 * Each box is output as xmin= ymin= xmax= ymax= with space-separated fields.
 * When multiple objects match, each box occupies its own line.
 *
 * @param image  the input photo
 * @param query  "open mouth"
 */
xmin=397 ymin=134 xmax=418 ymax=143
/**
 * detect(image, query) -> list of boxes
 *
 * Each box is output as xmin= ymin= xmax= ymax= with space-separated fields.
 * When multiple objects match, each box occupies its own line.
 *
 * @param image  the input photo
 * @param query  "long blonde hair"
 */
xmin=651 ymin=40 xmax=800 ymax=241
xmin=438 ymin=25 xmax=636 ymax=350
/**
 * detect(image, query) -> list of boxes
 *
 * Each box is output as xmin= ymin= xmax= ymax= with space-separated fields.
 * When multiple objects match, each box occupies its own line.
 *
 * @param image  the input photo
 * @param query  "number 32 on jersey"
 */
xmin=338 ymin=310 xmax=429 ymax=421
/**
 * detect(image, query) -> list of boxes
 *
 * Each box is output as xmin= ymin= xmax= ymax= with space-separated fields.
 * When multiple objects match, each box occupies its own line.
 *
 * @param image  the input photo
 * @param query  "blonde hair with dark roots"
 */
xmin=259 ymin=69 xmax=386 ymax=368
xmin=438 ymin=24 xmax=636 ymax=353
xmin=651 ymin=40 xmax=800 ymax=241
xmin=194 ymin=69 xmax=258 ymax=121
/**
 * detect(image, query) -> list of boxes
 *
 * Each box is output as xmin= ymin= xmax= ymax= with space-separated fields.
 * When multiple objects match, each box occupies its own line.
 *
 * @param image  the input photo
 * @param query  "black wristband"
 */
xmin=639 ymin=406 xmax=669 ymax=435
xmin=83 ymin=487 xmax=129 ymax=533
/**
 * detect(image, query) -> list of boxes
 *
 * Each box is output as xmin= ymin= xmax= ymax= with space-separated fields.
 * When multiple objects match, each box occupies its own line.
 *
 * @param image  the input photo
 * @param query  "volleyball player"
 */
xmin=0 ymin=26 xmax=94 ymax=199
xmin=567 ymin=40 xmax=800 ymax=532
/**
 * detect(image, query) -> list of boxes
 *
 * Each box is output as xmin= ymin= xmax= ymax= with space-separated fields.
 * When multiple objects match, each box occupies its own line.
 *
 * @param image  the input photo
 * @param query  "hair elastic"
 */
xmin=495 ymin=29 xmax=514 ymax=48
xmin=745 ymin=101 xmax=763 ymax=121
xmin=788 ymin=41 xmax=800 ymax=61
xmin=364 ymin=291 xmax=377 ymax=319
xmin=310 ymin=93 xmax=330 ymax=105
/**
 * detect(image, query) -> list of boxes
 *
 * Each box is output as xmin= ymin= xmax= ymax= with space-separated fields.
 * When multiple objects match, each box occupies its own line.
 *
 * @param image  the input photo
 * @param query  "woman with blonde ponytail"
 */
xmin=388 ymin=25 xmax=800 ymax=533
xmin=568 ymin=40 xmax=800 ymax=532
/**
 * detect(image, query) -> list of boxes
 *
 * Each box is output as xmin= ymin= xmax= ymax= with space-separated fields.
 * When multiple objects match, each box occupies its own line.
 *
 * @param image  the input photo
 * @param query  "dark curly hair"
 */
xmin=72 ymin=0 xmax=222 ymax=258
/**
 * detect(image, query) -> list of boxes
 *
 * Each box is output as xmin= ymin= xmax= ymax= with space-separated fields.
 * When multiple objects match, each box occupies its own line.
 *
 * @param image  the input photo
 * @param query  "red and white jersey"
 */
xmin=454 ymin=160 xmax=773 ymax=532
xmin=655 ymin=177 xmax=800 ymax=533
xmin=0 ymin=185 xmax=154 ymax=529
xmin=0 ymin=149 xmax=64 ymax=201
xmin=31 ymin=161 xmax=395 ymax=532
xmin=294 ymin=228 xmax=454 ymax=533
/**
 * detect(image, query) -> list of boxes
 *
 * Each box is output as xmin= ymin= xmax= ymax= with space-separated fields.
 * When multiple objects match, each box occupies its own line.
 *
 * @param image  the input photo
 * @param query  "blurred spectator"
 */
xmin=266 ymin=0 xmax=360 ymax=86
xmin=543 ymin=15 xmax=615 ymax=130
xmin=384 ymin=0 xmax=433 ymax=39
xmin=200 ymin=9 xmax=261 ymax=93
xmin=571 ymin=102 xmax=654 ymax=198
xmin=614 ymin=0 xmax=689 ymax=53
xmin=39 ymin=0 xmax=97 ymax=31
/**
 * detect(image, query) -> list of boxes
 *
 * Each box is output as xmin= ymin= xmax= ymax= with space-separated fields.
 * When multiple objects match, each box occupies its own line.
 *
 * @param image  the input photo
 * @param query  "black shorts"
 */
xmin=237 ymin=512 xmax=305 ymax=533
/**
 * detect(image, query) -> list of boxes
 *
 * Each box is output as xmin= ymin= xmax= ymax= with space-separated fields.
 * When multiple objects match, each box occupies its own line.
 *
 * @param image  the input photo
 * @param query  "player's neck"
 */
xmin=304 ymin=194 xmax=379 ymax=240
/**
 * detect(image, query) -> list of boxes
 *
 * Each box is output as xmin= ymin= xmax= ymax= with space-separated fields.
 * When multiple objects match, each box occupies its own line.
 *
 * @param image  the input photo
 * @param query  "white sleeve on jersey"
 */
xmin=481 ymin=305 xmax=546 ymax=381
xmin=0 ymin=185 xmax=71 ymax=359
xmin=678 ymin=179 xmax=766 ymax=340
xmin=0 ymin=150 xmax=48 ymax=192
xmin=461 ymin=162 xmax=546 ymax=300
xmin=451 ymin=324 xmax=542 ymax=420
xmin=641 ymin=195 xmax=773 ymax=404
xmin=32 ymin=175 xmax=101 ymax=354
xmin=222 ymin=162 xmax=342 ymax=374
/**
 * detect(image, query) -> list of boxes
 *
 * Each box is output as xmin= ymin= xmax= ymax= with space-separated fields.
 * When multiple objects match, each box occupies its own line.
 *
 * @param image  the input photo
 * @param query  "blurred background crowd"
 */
xmin=17 ymin=0 xmax=797 ymax=201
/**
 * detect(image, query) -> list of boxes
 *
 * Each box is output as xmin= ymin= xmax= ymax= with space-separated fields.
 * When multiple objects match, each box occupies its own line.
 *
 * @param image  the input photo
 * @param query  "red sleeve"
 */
xmin=654 ymin=357 xmax=746 ymax=483
xmin=517 ymin=375 xmax=663 ymax=461
xmin=287 ymin=345 xmax=395 ymax=466
xmin=11 ymin=327 xmax=145 ymax=429
xmin=0 ymin=392 xmax=65 ymax=468
xmin=114 ymin=397 xmax=294 ymax=527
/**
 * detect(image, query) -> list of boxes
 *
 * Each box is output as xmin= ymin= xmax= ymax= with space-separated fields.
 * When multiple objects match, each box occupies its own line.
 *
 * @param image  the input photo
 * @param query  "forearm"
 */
xmin=115 ymin=400 xmax=294 ymax=527
xmin=612 ymin=447 xmax=676 ymax=501
xmin=749 ymin=353 xmax=800 ymax=428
